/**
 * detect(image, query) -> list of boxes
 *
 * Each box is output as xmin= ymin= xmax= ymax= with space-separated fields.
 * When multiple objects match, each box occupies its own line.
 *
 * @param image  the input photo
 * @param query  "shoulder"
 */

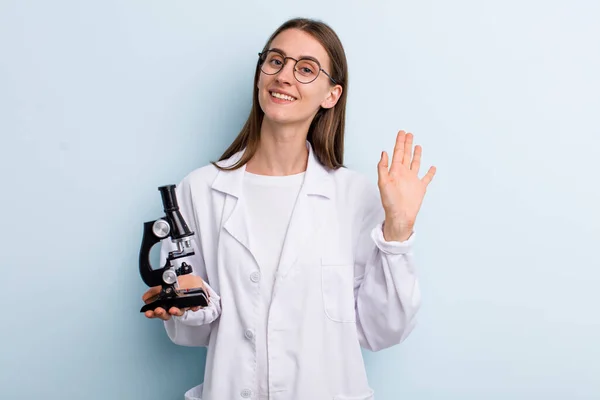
xmin=330 ymin=166 xmax=378 ymax=198
xmin=179 ymin=163 xmax=220 ymax=191
xmin=329 ymin=166 xmax=381 ymax=216
xmin=177 ymin=150 xmax=244 ymax=193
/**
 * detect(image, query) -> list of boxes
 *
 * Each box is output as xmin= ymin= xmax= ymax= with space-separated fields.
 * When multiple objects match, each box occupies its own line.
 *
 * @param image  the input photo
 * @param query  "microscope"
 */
xmin=138 ymin=184 xmax=209 ymax=313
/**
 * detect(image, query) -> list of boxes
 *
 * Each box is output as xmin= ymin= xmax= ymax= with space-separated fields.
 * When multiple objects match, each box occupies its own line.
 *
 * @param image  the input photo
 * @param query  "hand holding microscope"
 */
xmin=138 ymin=184 xmax=209 ymax=313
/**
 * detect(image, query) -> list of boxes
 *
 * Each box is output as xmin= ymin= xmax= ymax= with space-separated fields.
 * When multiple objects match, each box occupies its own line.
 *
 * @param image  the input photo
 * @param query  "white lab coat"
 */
xmin=159 ymin=140 xmax=420 ymax=400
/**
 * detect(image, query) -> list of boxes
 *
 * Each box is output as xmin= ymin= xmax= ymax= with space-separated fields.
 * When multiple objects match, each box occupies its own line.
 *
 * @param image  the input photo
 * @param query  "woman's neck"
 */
xmin=245 ymin=119 xmax=310 ymax=176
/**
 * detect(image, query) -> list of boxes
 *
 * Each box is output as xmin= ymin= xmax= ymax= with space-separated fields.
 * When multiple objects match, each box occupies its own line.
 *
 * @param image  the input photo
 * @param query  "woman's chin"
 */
xmin=262 ymin=109 xmax=295 ymax=125
xmin=260 ymin=101 xmax=314 ymax=127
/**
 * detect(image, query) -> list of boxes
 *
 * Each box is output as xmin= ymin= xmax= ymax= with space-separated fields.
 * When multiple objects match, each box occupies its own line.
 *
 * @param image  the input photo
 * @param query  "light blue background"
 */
xmin=1 ymin=1 xmax=599 ymax=399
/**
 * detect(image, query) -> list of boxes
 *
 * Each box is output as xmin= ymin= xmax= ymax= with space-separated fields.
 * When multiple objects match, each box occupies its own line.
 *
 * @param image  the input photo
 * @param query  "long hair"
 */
xmin=211 ymin=17 xmax=349 ymax=171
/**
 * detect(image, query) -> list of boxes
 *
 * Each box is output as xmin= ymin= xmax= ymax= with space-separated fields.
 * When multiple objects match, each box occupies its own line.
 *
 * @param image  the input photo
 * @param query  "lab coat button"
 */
xmin=250 ymin=271 xmax=261 ymax=282
xmin=240 ymin=388 xmax=252 ymax=398
xmin=244 ymin=329 xmax=255 ymax=340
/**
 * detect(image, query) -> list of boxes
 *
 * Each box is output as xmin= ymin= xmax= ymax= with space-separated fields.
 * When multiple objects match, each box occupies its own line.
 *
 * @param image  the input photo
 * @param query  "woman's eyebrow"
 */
xmin=269 ymin=47 xmax=321 ymax=64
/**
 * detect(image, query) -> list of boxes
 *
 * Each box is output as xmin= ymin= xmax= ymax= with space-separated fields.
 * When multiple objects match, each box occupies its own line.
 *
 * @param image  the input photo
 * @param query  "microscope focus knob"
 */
xmin=177 ymin=262 xmax=193 ymax=276
xmin=162 ymin=269 xmax=177 ymax=285
xmin=152 ymin=219 xmax=170 ymax=238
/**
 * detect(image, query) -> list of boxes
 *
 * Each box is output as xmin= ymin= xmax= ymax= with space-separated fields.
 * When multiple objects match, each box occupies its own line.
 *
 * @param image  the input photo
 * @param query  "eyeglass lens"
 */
xmin=260 ymin=51 xmax=321 ymax=83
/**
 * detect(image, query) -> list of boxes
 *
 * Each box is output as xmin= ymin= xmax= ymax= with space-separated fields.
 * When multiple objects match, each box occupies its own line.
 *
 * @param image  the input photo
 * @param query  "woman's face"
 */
xmin=257 ymin=29 xmax=342 ymax=127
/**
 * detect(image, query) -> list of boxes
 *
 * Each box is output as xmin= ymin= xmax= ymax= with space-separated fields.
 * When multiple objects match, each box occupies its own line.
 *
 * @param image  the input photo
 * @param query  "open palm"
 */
xmin=377 ymin=130 xmax=436 ymax=239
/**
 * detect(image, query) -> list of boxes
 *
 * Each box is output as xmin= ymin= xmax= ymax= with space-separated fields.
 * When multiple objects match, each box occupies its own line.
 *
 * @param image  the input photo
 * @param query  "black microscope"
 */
xmin=138 ymin=184 xmax=209 ymax=313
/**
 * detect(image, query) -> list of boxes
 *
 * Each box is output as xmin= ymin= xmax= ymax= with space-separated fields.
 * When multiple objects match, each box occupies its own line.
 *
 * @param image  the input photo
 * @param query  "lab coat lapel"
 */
xmin=211 ymin=149 xmax=256 ymax=265
xmin=210 ymin=142 xmax=334 ymax=277
xmin=276 ymin=142 xmax=334 ymax=278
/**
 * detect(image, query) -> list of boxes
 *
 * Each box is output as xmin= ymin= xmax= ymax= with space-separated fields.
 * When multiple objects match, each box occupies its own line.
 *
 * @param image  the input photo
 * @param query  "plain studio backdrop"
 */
xmin=1 ymin=1 xmax=598 ymax=399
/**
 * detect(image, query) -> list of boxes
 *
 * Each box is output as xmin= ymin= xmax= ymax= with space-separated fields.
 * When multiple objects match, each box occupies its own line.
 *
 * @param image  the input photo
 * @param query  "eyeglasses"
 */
xmin=258 ymin=49 xmax=337 ymax=85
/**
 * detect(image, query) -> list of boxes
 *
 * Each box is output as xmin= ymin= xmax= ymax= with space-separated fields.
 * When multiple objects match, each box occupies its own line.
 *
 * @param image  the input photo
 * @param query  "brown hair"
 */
xmin=211 ymin=17 xmax=349 ymax=171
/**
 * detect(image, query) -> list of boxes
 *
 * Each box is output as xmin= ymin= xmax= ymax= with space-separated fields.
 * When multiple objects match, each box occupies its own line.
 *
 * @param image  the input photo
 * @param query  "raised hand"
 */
xmin=377 ymin=130 xmax=436 ymax=242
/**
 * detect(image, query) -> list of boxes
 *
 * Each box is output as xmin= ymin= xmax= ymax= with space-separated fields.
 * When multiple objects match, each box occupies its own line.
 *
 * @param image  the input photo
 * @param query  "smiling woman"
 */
xmin=141 ymin=17 xmax=436 ymax=400
xmin=213 ymin=18 xmax=350 ymax=173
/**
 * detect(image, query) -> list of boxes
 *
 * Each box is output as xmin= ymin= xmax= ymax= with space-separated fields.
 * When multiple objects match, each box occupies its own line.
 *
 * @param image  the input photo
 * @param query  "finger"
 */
xmin=191 ymin=306 xmax=200 ymax=312
xmin=377 ymin=151 xmax=389 ymax=185
xmin=422 ymin=166 xmax=437 ymax=186
xmin=154 ymin=307 xmax=170 ymax=321
xmin=169 ymin=307 xmax=185 ymax=317
xmin=142 ymin=287 xmax=160 ymax=303
xmin=200 ymin=282 xmax=210 ymax=299
xmin=145 ymin=310 xmax=154 ymax=318
xmin=403 ymin=133 xmax=414 ymax=167
xmin=411 ymin=145 xmax=422 ymax=173
xmin=390 ymin=130 xmax=406 ymax=172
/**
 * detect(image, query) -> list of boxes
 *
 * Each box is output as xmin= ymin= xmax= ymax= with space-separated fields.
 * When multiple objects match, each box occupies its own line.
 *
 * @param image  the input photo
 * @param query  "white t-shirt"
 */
xmin=243 ymin=170 xmax=305 ymax=399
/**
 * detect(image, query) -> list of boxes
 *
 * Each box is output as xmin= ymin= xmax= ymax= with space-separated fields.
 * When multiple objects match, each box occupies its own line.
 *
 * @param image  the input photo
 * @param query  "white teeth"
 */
xmin=271 ymin=92 xmax=296 ymax=101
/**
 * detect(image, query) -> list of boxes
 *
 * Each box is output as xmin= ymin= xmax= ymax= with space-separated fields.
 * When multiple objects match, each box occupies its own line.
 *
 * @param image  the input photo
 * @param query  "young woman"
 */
xmin=142 ymin=17 xmax=436 ymax=400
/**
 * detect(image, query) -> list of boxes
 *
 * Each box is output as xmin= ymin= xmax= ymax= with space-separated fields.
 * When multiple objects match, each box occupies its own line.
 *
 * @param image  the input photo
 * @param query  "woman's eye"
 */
xmin=302 ymin=67 xmax=314 ymax=74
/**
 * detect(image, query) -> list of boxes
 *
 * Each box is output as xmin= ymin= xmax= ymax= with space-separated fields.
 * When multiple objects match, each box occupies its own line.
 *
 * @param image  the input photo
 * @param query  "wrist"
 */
xmin=382 ymin=218 xmax=413 ymax=242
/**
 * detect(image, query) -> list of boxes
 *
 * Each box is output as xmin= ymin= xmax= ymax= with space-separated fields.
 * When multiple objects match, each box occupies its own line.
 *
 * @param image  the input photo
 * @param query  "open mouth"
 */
xmin=270 ymin=91 xmax=297 ymax=102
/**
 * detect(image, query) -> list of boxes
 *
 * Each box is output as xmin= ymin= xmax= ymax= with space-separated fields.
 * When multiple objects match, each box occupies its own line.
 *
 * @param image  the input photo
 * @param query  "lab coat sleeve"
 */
xmin=353 ymin=180 xmax=421 ymax=352
xmin=159 ymin=179 xmax=221 ymax=347
xmin=163 ymin=278 xmax=222 ymax=345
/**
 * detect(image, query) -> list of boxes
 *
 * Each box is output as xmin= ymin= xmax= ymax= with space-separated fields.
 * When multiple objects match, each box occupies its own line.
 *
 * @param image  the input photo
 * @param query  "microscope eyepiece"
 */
xmin=158 ymin=185 xmax=193 ymax=241
xmin=158 ymin=185 xmax=178 ymax=212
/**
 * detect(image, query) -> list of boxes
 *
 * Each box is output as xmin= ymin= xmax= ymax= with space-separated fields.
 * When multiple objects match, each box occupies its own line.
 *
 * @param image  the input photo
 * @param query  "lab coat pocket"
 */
xmin=321 ymin=258 xmax=356 ymax=323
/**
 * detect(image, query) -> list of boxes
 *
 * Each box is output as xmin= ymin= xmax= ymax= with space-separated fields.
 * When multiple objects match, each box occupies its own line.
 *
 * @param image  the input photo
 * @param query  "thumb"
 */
xmin=142 ymin=286 xmax=161 ymax=304
xmin=377 ymin=151 xmax=389 ymax=182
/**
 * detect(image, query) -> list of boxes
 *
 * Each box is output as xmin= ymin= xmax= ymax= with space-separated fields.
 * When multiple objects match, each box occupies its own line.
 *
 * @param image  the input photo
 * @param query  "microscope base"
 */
xmin=140 ymin=290 xmax=209 ymax=313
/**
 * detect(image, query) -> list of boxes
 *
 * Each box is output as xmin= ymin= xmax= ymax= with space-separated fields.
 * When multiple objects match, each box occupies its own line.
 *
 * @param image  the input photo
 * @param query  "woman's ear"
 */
xmin=321 ymin=84 xmax=343 ymax=109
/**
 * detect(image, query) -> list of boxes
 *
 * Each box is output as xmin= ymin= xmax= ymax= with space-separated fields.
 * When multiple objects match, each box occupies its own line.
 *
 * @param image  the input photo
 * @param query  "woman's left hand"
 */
xmin=377 ymin=130 xmax=437 ymax=242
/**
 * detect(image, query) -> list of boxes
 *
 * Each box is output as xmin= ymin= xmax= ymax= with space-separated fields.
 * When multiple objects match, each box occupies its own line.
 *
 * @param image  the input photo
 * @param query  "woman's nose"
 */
xmin=275 ymin=59 xmax=296 ymax=84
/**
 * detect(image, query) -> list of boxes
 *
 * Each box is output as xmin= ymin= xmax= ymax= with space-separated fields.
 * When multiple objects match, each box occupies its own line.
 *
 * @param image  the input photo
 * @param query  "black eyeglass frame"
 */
xmin=258 ymin=50 xmax=338 ymax=85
